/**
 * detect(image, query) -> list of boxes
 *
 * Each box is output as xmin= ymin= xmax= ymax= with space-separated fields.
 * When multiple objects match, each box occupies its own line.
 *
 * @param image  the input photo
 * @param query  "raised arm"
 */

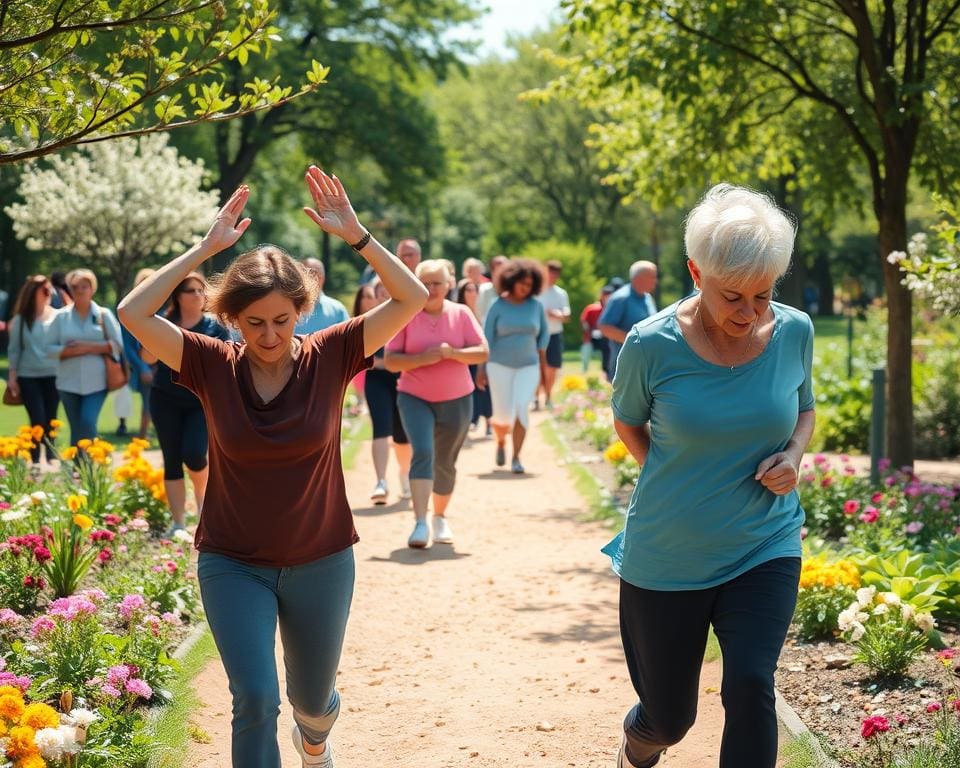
xmin=117 ymin=187 xmax=251 ymax=372
xmin=303 ymin=166 xmax=426 ymax=356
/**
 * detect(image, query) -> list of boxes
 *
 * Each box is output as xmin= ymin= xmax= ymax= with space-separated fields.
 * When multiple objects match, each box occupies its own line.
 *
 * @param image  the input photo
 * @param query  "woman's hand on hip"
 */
xmin=200 ymin=186 xmax=252 ymax=254
xmin=303 ymin=166 xmax=364 ymax=243
xmin=755 ymin=452 xmax=799 ymax=495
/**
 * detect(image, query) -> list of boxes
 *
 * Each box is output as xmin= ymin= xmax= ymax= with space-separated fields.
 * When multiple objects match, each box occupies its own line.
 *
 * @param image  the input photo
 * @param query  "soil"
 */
xmin=774 ymin=627 xmax=960 ymax=764
xmin=184 ymin=411 xmax=730 ymax=767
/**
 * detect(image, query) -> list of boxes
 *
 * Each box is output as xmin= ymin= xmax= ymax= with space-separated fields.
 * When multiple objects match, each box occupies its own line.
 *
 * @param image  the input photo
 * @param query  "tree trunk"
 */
xmin=877 ymin=181 xmax=913 ymax=467
xmin=811 ymin=249 xmax=835 ymax=316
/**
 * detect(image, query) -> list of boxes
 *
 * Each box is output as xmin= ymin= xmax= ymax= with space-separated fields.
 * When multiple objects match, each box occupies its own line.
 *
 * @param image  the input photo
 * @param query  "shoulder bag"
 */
xmin=98 ymin=310 xmax=129 ymax=392
xmin=3 ymin=317 xmax=25 ymax=405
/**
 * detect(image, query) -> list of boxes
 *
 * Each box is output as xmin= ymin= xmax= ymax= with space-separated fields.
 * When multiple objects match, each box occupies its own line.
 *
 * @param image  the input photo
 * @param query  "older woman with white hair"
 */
xmin=385 ymin=260 xmax=489 ymax=548
xmin=605 ymin=184 xmax=815 ymax=768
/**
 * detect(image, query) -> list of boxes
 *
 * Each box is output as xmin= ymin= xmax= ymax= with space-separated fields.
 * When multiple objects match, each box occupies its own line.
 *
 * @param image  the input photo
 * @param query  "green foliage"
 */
xmin=851 ymin=617 xmax=929 ymax=680
xmin=794 ymin=585 xmax=857 ymax=641
xmin=44 ymin=508 xmax=102 ymax=598
xmin=519 ymin=238 xmax=601 ymax=348
xmin=0 ymin=0 xmax=322 ymax=163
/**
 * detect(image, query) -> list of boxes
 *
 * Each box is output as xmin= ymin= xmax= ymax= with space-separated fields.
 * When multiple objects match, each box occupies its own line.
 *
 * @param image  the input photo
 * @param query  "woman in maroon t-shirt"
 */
xmin=118 ymin=168 xmax=427 ymax=768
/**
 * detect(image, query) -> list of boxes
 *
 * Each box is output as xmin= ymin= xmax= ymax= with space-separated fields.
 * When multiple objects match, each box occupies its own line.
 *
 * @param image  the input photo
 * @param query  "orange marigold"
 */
xmin=6 ymin=724 xmax=39 ymax=757
xmin=20 ymin=702 xmax=59 ymax=730
xmin=0 ymin=692 xmax=26 ymax=721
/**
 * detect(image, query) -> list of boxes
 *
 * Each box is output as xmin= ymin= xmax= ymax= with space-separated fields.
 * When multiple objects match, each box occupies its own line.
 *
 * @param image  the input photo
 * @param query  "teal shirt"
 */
xmin=602 ymin=299 xmax=815 ymax=590
xmin=483 ymin=297 xmax=550 ymax=368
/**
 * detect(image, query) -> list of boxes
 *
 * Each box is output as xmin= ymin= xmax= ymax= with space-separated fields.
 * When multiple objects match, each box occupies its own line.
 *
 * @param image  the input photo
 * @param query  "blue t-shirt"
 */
xmin=483 ymin=297 xmax=550 ymax=369
xmin=295 ymin=294 xmax=350 ymax=334
xmin=599 ymin=284 xmax=657 ymax=372
xmin=602 ymin=300 xmax=815 ymax=590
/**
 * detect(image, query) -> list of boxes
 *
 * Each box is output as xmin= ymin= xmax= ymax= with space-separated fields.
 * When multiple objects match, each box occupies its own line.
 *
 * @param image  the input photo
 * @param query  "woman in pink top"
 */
xmin=385 ymin=260 xmax=489 ymax=548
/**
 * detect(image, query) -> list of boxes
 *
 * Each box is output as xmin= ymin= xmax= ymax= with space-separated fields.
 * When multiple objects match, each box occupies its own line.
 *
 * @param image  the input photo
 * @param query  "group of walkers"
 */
xmin=3 ymin=172 xmax=815 ymax=768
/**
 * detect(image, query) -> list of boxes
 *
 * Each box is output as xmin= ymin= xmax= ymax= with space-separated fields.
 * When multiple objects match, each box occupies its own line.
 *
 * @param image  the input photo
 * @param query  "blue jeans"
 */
xmin=198 ymin=547 xmax=355 ymax=768
xmin=396 ymin=392 xmax=472 ymax=494
xmin=58 ymin=389 xmax=107 ymax=445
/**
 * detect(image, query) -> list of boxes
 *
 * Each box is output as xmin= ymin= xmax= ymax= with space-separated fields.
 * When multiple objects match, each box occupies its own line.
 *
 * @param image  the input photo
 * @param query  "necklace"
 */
xmin=696 ymin=300 xmax=759 ymax=371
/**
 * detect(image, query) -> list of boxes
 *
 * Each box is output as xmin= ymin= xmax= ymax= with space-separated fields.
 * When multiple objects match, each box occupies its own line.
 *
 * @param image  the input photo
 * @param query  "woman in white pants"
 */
xmin=475 ymin=259 xmax=549 ymax=474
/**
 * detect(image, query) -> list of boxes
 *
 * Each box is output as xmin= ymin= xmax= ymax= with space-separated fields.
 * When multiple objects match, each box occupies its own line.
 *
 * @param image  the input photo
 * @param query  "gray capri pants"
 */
xmin=397 ymin=392 xmax=473 ymax=495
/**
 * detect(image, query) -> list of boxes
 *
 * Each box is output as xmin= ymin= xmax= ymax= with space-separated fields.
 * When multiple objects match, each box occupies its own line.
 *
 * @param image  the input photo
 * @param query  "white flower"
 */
xmin=838 ymin=607 xmax=858 ymax=631
xmin=856 ymin=586 xmax=877 ymax=607
xmin=0 ymin=509 xmax=28 ymax=522
xmin=34 ymin=727 xmax=66 ymax=760
xmin=58 ymin=723 xmax=82 ymax=753
xmin=879 ymin=592 xmax=901 ymax=606
xmin=29 ymin=490 xmax=47 ymax=504
xmin=901 ymin=604 xmax=915 ymax=622
xmin=914 ymin=613 xmax=936 ymax=633
xmin=873 ymin=603 xmax=889 ymax=615
xmin=850 ymin=622 xmax=866 ymax=641
xmin=68 ymin=708 xmax=99 ymax=728
xmin=887 ymin=250 xmax=907 ymax=264
xmin=172 ymin=528 xmax=193 ymax=543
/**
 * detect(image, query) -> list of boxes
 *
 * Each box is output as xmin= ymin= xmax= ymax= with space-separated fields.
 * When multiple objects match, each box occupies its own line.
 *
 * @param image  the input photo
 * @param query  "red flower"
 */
xmin=937 ymin=649 xmax=957 ymax=660
xmin=927 ymin=702 xmax=942 ymax=713
xmin=861 ymin=715 xmax=891 ymax=739
xmin=32 ymin=546 xmax=51 ymax=564
xmin=89 ymin=530 xmax=115 ymax=543
xmin=103 ymin=514 xmax=123 ymax=527
xmin=98 ymin=548 xmax=113 ymax=564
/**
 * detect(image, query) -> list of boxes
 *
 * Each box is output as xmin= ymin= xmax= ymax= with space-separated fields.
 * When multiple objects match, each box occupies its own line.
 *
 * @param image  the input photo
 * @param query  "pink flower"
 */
xmin=820 ymin=476 xmax=834 ymax=488
xmin=106 ymin=664 xmax=132 ymax=686
xmin=118 ymin=594 xmax=147 ymax=620
xmin=840 ymin=454 xmax=851 ymax=463
xmin=861 ymin=715 xmax=891 ymax=739
xmin=0 ymin=608 xmax=23 ymax=626
xmin=937 ymin=649 xmax=957 ymax=660
xmin=927 ymin=701 xmax=942 ymax=713
xmin=47 ymin=596 xmax=97 ymax=621
xmin=814 ymin=453 xmax=828 ymax=465
xmin=905 ymin=521 xmax=924 ymax=535
xmin=164 ymin=560 xmax=178 ymax=574
xmin=843 ymin=466 xmax=856 ymax=476
xmin=30 ymin=616 xmax=56 ymax=638
xmin=871 ymin=492 xmax=884 ymax=504
xmin=843 ymin=500 xmax=861 ymax=516
xmin=103 ymin=514 xmax=122 ymax=527
xmin=32 ymin=545 xmax=51 ymax=563
xmin=895 ymin=713 xmax=908 ymax=726
xmin=80 ymin=588 xmax=108 ymax=604
xmin=100 ymin=683 xmax=122 ymax=699
xmin=0 ymin=672 xmax=32 ymax=692
xmin=125 ymin=678 xmax=153 ymax=700
xmin=878 ymin=458 xmax=892 ymax=472
xmin=98 ymin=547 xmax=113 ymax=564
xmin=859 ymin=506 xmax=880 ymax=524
xmin=800 ymin=526 xmax=808 ymax=540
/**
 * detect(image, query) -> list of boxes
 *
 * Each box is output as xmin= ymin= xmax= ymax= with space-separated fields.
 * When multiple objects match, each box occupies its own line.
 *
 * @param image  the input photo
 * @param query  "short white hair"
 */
xmin=415 ymin=259 xmax=451 ymax=282
xmin=629 ymin=260 xmax=657 ymax=280
xmin=684 ymin=184 xmax=796 ymax=286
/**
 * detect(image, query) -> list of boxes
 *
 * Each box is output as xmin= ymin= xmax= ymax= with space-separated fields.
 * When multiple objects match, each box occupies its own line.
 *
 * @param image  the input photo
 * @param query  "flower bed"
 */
xmin=1 ymin=427 xmax=200 ymax=768
xmin=552 ymin=375 xmax=960 ymax=767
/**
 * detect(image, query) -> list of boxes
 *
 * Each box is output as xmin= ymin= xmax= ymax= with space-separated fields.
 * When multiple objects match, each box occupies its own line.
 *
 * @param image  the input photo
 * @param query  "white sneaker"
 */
xmin=370 ymin=479 xmax=388 ymax=505
xmin=408 ymin=519 xmax=430 ymax=548
xmin=291 ymin=724 xmax=334 ymax=768
xmin=399 ymin=473 xmax=412 ymax=500
xmin=432 ymin=516 xmax=453 ymax=544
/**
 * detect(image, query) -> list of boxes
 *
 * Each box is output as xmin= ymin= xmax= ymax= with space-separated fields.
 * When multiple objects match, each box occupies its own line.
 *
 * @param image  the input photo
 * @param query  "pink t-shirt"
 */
xmin=387 ymin=301 xmax=485 ymax=403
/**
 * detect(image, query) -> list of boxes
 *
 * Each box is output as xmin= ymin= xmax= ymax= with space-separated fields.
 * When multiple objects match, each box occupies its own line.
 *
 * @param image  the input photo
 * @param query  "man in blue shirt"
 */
xmin=599 ymin=260 xmax=658 ymax=379
xmin=295 ymin=258 xmax=349 ymax=334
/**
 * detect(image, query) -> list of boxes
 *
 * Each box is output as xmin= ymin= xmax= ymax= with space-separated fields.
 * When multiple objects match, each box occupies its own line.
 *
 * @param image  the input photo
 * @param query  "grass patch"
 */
xmin=341 ymin=418 xmax=371 ymax=471
xmin=147 ymin=628 xmax=219 ymax=768
xmin=778 ymin=731 xmax=837 ymax=768
xmin=539 ymin=417 xmax=622 ymax=524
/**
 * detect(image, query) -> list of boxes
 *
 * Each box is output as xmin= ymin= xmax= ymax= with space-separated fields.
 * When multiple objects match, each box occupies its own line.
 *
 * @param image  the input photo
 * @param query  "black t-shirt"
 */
xmin=152 ymin=315 xmax=231 ymax=403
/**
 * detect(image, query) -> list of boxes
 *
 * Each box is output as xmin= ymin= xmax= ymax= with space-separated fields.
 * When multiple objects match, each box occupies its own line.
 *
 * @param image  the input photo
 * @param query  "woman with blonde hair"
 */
xmin=45 ymin=268 xmax=123 ymax=445
xmin=385 ymin=260 xmax=488 ymax=547
xmin=6 ymin=275 xmax=60 ymax=463
xmin=118 ymin=168 xmax=426 ymax=768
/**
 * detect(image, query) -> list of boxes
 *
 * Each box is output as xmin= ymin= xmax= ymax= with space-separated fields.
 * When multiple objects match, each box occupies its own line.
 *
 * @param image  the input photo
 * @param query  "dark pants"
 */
xmin=59 ymin=389 xmax=107 ymax=445
xmin=469 ymin=364 xmax=492 ymax=423
xmin=150 ymin=389 xmax=209 ymax=480
xmin=18 ymin=376 xmax=59 ymax=462
xmin=619 ymin=557 xmax=800 ymax=768
xmin=364 ymin=368 xmax=408 ymax=444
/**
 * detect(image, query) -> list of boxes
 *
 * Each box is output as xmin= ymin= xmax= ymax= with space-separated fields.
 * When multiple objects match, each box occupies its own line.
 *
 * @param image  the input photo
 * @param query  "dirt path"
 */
xmin=186 ymin=411 xmax=726 ymax=767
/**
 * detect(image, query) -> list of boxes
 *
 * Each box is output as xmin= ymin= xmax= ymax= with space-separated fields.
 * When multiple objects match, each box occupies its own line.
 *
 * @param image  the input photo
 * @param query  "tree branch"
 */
xmin=924 ymin=0 xmax=960 ymax=43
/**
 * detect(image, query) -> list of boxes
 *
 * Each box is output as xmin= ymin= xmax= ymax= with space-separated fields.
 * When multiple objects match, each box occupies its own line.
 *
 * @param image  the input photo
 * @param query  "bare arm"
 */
xmin=118 ymin=187 xmax=251 ymax=372
xmin=384 ymin=348 xmax=443 ymax=372
xmin=615 ymin=418 xmax=651 ymax=466
xmin=302 ymin=167 xmax=427 ymax=357
xmin=600 ymin=324 xmax=628 ymax=344
xmin=448 ymin=343 xmax=488 ymax=365
xmin=755 ymin=410 xmax=817 ymax=495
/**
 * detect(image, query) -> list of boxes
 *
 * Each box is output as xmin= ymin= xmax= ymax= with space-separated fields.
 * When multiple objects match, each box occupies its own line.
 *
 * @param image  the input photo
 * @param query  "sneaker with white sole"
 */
xmin=408 ymin=519 xmax=430 ymax=548
xmin=370 ymin=479 xmax=388 ymax=505
xmin=432 ymin=516 xmax=453 ymax=544
xmin=291 ymin=724 xmax=334 ymax=768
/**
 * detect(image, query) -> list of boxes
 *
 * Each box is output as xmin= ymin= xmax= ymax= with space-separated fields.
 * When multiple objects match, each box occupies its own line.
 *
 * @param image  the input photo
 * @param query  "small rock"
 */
xmin=871 ymin=692 xmax=887 ymax=704
xmin=787 ymin=664 xmax=806 ymax=673
xmin=819 ymin=694 xmax=833 ymax=703
xmin=824 ymin=654 xmax=853 ymax=670
xmin=536 ymin=721 xmax=556 ymax=732
xmin=830 ymin=702 xmax=842 ymax=713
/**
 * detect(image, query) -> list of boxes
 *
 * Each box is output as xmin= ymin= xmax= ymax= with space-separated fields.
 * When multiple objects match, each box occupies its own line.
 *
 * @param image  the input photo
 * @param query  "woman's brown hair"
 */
xmin=496 ymin=258 xmax=544 ymax=297
xmin=165 ymin=271 xmax=207 ymax=326
xmin=205 ymin=245 xmax=318 ymax=324
xmin=12 ymin=275 xmax=50 ymax=329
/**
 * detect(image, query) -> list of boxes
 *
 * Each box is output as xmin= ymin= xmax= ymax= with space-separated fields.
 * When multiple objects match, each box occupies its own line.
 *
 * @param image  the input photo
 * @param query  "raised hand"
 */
xmin=201 ymin=186 xmax=252 ymax=254
xmin=303 ymin=166 xmax=364 ymax=242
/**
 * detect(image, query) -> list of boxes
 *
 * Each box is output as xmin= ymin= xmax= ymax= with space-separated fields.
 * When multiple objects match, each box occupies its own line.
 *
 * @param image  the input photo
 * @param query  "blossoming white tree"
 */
xmin=5 ymin=134 xmax=220 ymax=295
xmin=888 ymin=200 xmax=960 ymax=316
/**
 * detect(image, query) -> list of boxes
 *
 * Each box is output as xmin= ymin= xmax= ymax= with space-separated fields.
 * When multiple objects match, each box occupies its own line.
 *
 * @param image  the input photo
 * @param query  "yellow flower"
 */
xmin=6 ymin=725 xmax=39 ymax=758
xmin=60 ymin=446 xmax=78 ymax=461
xmin=560 ymin=374 xmax=588 ymax=392
xmin=50 ymin=419 xmax=63 ymax=428
xmin=603 ymin=440 xmax=629 ymax=464
xmin=47 ymin=430 xmax=58 ymax=440
xmin=76 ymin=439 xmax=92 ymax=450
xmin=0 ymin=685 xmax=24 ymax=698
xmin=72 ymin=514 xmax=94 ymax=531
xmin=0 ymin=692 xmax=26 ymax=722
xmin=20 ymin=702 xmax=59 ymax=730
xmin=16 ymin=753 xmax=47 ymax=768
xmin=66 ymin=494 xmax=87 ymax=512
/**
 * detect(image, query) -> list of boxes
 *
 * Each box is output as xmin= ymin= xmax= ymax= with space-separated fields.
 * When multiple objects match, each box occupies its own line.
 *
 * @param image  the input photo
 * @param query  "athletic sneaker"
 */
xmin=432 ymin=516 xmax=453 ymax=544
xmin=163 ymin=522 xmax=187 ymax=539
xmin=495 ymin=443 xmax=506 ymax=467
xmin=399 ymin=473 xmax=412 ymax=500
xmin=370 ymin=479 xmax=388 ymax=505
xmin=511 ymin=458 xmax=525 ymax=474
xmin=408 ymin=519 xmax=430 ymax=548
xmin=291 ymin=724 xmax=334 ymax=768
